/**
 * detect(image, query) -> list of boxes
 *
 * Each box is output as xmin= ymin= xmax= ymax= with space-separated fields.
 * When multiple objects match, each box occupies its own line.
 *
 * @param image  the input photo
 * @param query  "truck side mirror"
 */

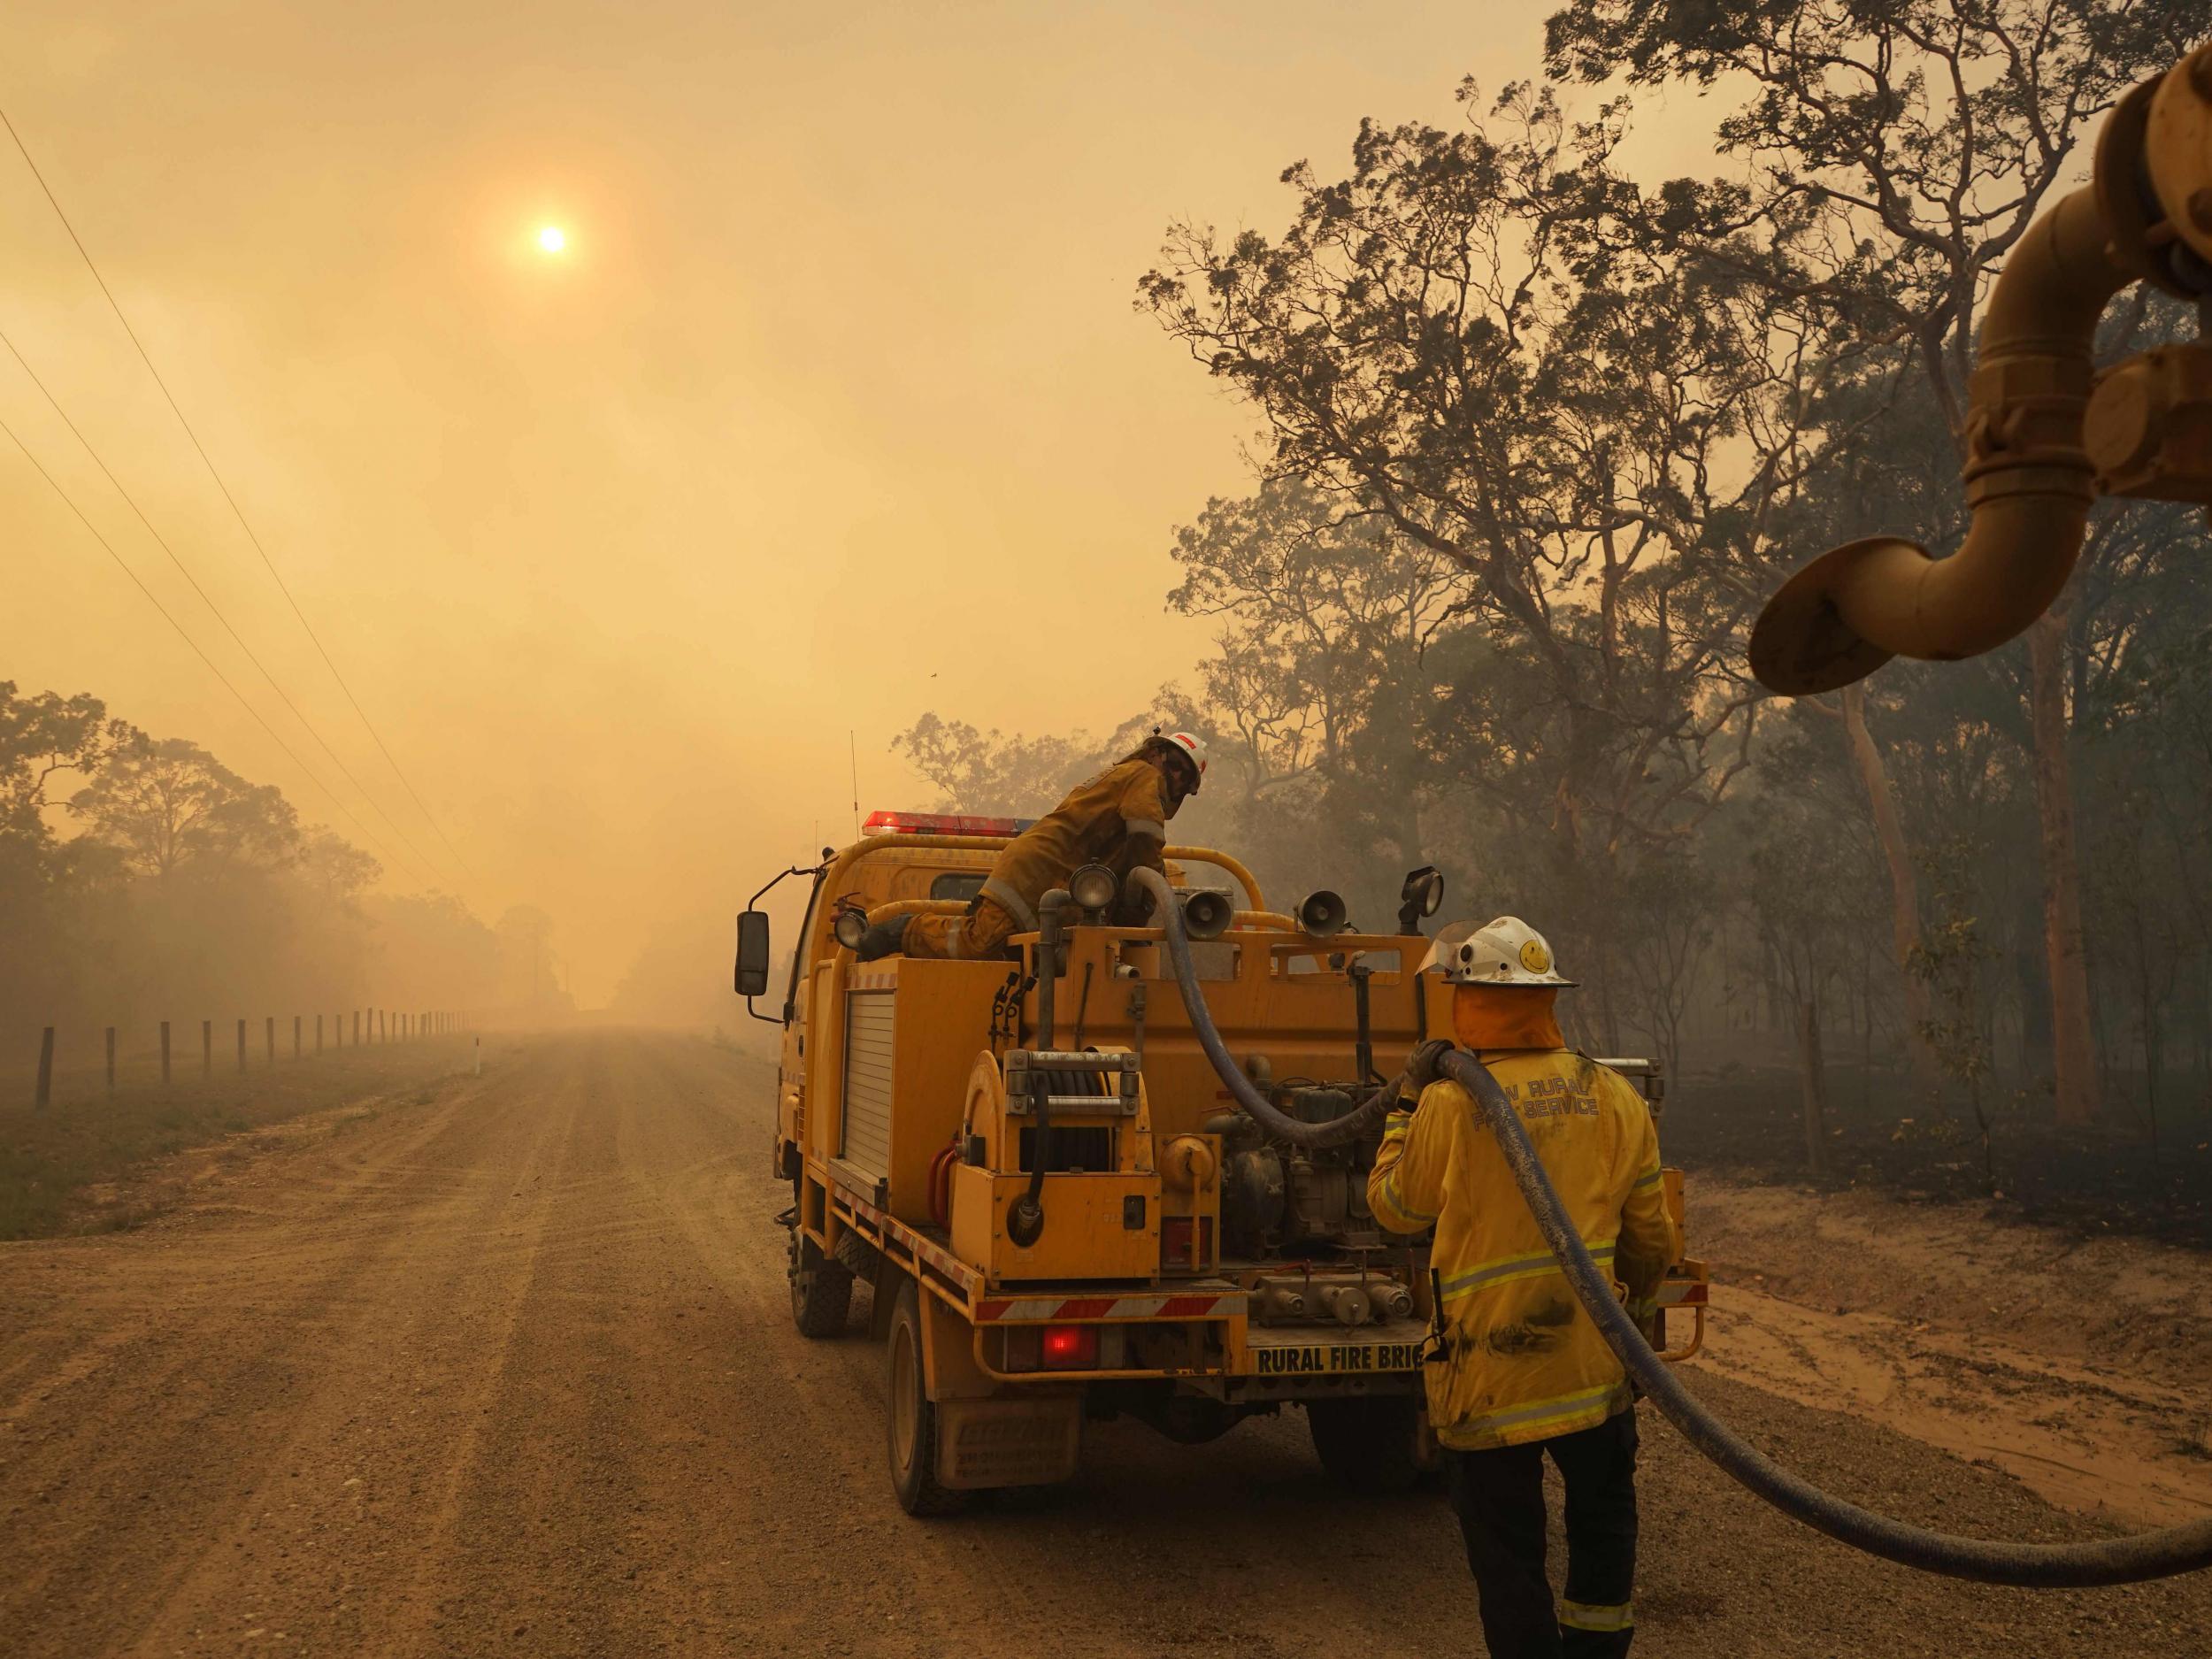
xmin=735 ymin=910 xmax=772 ymax=998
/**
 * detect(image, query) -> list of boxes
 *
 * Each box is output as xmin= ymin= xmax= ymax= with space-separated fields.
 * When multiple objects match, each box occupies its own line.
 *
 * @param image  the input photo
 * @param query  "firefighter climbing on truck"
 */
xmin=855 ymin=730 xmax=1205 ymax=962
xmin=1371 ymin=915 xmax=1677 ymax=1657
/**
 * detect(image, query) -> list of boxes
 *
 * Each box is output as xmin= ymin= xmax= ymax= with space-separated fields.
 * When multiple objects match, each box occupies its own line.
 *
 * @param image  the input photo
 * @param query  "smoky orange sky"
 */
xmin=3 ymin=3 xmax=1724 ymax=1003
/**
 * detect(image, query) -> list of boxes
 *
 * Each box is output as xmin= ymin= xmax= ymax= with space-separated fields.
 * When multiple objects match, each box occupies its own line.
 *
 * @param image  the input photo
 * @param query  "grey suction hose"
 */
xmin=1130 ymin=867 xmax=1389 ymax=1150
xmin=1435 ymin=1049 xmax=2212 ymax=1587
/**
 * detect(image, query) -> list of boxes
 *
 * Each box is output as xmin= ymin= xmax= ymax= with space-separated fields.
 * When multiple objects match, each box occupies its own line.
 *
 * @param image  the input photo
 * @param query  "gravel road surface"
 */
xmin=4 ymin=1031 xmax=2208 ymax=1656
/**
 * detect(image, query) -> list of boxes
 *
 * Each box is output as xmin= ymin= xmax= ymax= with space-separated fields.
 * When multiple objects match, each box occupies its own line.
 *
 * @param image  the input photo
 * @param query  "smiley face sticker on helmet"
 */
xmin=1519 ymin=938 xmax=1553 ymax=975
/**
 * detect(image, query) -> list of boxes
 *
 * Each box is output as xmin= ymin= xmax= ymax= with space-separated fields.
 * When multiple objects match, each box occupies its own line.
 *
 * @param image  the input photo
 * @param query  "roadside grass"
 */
xmin=0 ymin=1038 xmax=477 ymax=1240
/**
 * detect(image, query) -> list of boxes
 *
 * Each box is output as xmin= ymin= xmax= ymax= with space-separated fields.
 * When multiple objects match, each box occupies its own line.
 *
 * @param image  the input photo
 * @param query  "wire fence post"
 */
xmin=35 ymin=1026 xmax=54 ymax=1108
xmin=236 ymin=1018 xmax=246 ymax=1072
xmin=105 ymin=1025 xmax=116 ymax=1095
xmin=265 ymin=1016 xmax=274 ymax=1064
xmin=161 ymin=1020 xmax=171 ymax=1088
xmin=291 ymin=1014 xmax=300 ymax=1058
xmin=352 ymin=1009 xmax=360 ymax=1046
xmin=316 ymin=1012 xmax=324 ymax=1054
xmin=202 ymin=1019 xmax=211 ymax=1079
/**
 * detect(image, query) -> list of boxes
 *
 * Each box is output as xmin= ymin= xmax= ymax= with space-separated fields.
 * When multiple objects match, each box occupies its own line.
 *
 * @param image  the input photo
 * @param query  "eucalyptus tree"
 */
xmin=1543 ymin=0 xmax=2207 ymax=1122
xmin=1141 ymin=83 xmax=1816 ymax=995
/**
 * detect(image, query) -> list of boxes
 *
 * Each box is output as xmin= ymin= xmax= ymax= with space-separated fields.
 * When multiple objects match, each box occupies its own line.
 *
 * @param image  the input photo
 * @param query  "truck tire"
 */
xmin=1307 ymin=1395 xmax=1421 ymax=1494
xmin=887 ymin=1279 xmax=964 ymax=1516
xmin=789 ymin=1230 xmax=853 ymax=1338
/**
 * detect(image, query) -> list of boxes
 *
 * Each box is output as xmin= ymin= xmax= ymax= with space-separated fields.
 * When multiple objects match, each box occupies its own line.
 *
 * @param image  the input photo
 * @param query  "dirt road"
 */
xmin=4 ymin=1031 xmax=2208 ymax=1657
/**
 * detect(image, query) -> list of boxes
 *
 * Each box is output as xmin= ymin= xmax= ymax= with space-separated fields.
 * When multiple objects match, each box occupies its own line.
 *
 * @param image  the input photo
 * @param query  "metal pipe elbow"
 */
xmin=1750 ymin=188 xmax=2133 ymax=694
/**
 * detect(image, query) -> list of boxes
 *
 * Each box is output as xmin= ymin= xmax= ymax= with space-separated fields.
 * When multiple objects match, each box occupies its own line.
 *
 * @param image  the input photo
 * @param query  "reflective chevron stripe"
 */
xmin=973 ymin=1292 xmax=1240 ymax=1323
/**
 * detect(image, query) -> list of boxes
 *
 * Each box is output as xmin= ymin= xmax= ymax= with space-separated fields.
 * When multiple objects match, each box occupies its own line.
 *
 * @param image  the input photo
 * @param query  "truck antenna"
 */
xmin=849 ymin=730 xmax=861 ymax=839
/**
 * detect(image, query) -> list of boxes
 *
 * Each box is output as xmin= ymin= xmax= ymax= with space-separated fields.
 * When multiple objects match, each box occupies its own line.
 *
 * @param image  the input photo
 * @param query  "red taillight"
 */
xmin=1040 ymin=1325 xmax=1099 ymax=1370
xmin=862 ymin=810 xmax=1036 ymax=838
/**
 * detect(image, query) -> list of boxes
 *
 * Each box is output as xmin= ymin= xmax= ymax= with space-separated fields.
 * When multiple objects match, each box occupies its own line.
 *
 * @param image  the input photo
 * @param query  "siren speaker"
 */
xmin=1295 ymin=888 xmax=1348 ymax=935
xmin=1180 ymin=888 xmax=1233 ymax=941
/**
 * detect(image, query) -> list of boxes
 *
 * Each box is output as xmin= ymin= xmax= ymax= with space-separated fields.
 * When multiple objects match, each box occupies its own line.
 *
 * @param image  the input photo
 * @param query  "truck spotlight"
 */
xmin=1295 ymin=889 xmax=1348 ymax=935
xmin=1397 ymin=866 xmax=1445 ymax=935
xmin=1180 ymin=888 xmax=1233 ymax=941
xmin=1069 ymin=862 xmax=1119 ymax=915
xmin=833 ymin=908 xmax=870 ymax=951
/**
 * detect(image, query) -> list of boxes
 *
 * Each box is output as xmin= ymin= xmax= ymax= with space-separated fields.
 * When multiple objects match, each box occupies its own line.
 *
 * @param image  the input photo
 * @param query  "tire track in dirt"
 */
xmin=110 ymin=1042 xmax=584 ymax=1657
xmin=2 ymin=1063 xmax=539 ymax=1646
xmin=1681 ymin=1175 xmax=2212 ymax=1525
xmin=0 ymin=1040 xmax=576 ymax=1655
xmin=4 ymin=1032 xmax=2210 ymax=1658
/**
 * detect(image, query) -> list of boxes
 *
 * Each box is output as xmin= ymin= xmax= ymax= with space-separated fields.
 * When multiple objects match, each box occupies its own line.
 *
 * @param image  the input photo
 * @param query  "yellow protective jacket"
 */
xmin=1368 ymin=1048 xmax=1677 ymax=1450
xmin=978 ymin=758 xmax=1174 ymax=931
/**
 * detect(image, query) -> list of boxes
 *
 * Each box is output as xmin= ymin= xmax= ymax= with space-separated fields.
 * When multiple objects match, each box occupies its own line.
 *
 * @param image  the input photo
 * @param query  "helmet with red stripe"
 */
xmin=1156 ymin=730 xmax=1207 ymax=794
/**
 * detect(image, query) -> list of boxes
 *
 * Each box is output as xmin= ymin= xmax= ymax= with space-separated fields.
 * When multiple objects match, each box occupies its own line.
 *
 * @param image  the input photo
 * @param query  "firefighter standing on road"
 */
xmin=1368 ymin=917 xmax=1678 ymax=1658
xmin=856 ymin=731 xmax=1205 ymax=962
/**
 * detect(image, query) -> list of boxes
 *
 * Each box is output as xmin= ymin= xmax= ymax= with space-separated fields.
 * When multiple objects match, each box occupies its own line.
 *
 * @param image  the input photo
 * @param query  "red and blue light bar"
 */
xmin=863 ymin=810 xmax=1037 ymax=837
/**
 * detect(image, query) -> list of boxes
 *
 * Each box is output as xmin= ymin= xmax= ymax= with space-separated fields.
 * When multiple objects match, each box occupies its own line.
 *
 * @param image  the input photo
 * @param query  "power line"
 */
xmin=0 ymin=322 xmax=457 ymax=890
xmin=0 ymin=411 xmax=426 ymax=880
xmin=0 ymin=102 xmax=479 ymax=887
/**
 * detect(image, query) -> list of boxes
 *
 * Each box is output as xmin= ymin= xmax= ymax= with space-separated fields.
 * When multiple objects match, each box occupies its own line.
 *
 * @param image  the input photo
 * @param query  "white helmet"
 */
xmin=1156 ymin=730 xmax=1207 ymax=793
xmin=1420 ymin=915 xmax=1575 ymax=987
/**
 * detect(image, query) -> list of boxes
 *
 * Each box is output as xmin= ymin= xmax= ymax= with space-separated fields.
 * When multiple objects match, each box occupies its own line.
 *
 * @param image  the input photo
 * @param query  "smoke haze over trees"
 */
xmin=0 ymin=680 xmax=569 ymax=1071
xmin=898 ymin=0 xmax=2212 ymax=1181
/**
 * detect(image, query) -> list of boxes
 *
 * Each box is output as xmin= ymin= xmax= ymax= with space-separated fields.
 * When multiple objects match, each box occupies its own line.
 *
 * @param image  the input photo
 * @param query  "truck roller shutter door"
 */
xmin=843 ymin=991 xmax=895 ymax=1181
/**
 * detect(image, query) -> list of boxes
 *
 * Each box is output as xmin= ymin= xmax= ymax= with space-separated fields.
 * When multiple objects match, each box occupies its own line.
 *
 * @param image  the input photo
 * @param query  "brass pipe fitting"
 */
xmin=1751 ymin=51 xmax=2212 ymax=694
xmin=1750 ymin=188 xmax=2132 ymax=693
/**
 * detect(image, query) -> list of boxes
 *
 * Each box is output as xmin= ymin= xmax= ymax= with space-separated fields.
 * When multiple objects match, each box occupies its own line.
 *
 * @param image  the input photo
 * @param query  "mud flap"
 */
xmin=933 ymin=1396 xmax=1081 ymax=1490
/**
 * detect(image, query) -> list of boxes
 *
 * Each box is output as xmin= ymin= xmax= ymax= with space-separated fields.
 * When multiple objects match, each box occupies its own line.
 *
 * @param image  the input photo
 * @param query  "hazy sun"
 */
xmin=537 ymin=225 xmax=566 ymax=254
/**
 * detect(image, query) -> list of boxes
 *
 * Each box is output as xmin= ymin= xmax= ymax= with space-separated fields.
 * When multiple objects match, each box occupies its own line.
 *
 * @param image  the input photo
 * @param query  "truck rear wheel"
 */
xmin=789 ymin=1231 xmax=853 ymax=1338
xmin=1307 ymin=1395 xmax=1421 ymax=1494
xmin=887 ymin=1280 xmax=964 ymax=1516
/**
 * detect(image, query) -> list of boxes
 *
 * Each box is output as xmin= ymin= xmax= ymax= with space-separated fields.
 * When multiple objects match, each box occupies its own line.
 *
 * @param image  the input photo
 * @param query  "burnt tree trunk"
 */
xmin=1799 ymin=995 xmax=1829 ymax=1179
xmin=2027 ymin=607 xmax=2100 ymax=1125
xmin=1841 ymin=684 xmax=1937 ymax=1083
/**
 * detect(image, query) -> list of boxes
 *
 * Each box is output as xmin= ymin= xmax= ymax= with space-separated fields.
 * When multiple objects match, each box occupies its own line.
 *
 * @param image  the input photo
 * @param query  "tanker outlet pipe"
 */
xmin=1129 ymin=867 xmax=1390 ymax=1150
xmin=1436 ymin=1048 xmax=2212 ymax=1586
xmin=1749 ymin=186 xmax=2135 ymax=695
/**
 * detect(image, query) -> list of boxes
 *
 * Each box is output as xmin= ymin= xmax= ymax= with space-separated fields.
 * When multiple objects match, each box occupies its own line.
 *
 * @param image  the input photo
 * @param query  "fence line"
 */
xmin=26 ymin=1010 xmax=478 ymax=1107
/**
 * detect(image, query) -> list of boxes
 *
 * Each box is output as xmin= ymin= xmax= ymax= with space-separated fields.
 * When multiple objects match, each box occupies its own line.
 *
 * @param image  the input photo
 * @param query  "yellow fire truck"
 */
xmin=738 ymin=810 xmax=1706 ymax=1514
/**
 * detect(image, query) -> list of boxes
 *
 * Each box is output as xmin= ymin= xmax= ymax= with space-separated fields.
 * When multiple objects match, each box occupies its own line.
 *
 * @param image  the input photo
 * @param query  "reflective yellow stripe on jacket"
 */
xmin=1365 ymin=1049 xmax=1678 ymax=1450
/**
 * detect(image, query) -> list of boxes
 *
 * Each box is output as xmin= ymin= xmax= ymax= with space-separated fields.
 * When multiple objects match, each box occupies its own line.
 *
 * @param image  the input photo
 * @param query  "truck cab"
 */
xmin=737 ymin=810 xmax=1707 ymax=1514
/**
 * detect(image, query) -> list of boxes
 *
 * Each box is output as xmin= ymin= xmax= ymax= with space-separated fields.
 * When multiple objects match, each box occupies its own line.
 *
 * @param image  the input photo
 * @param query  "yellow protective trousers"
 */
xmin=899 ymin=895 xmax=1021 ymax=962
